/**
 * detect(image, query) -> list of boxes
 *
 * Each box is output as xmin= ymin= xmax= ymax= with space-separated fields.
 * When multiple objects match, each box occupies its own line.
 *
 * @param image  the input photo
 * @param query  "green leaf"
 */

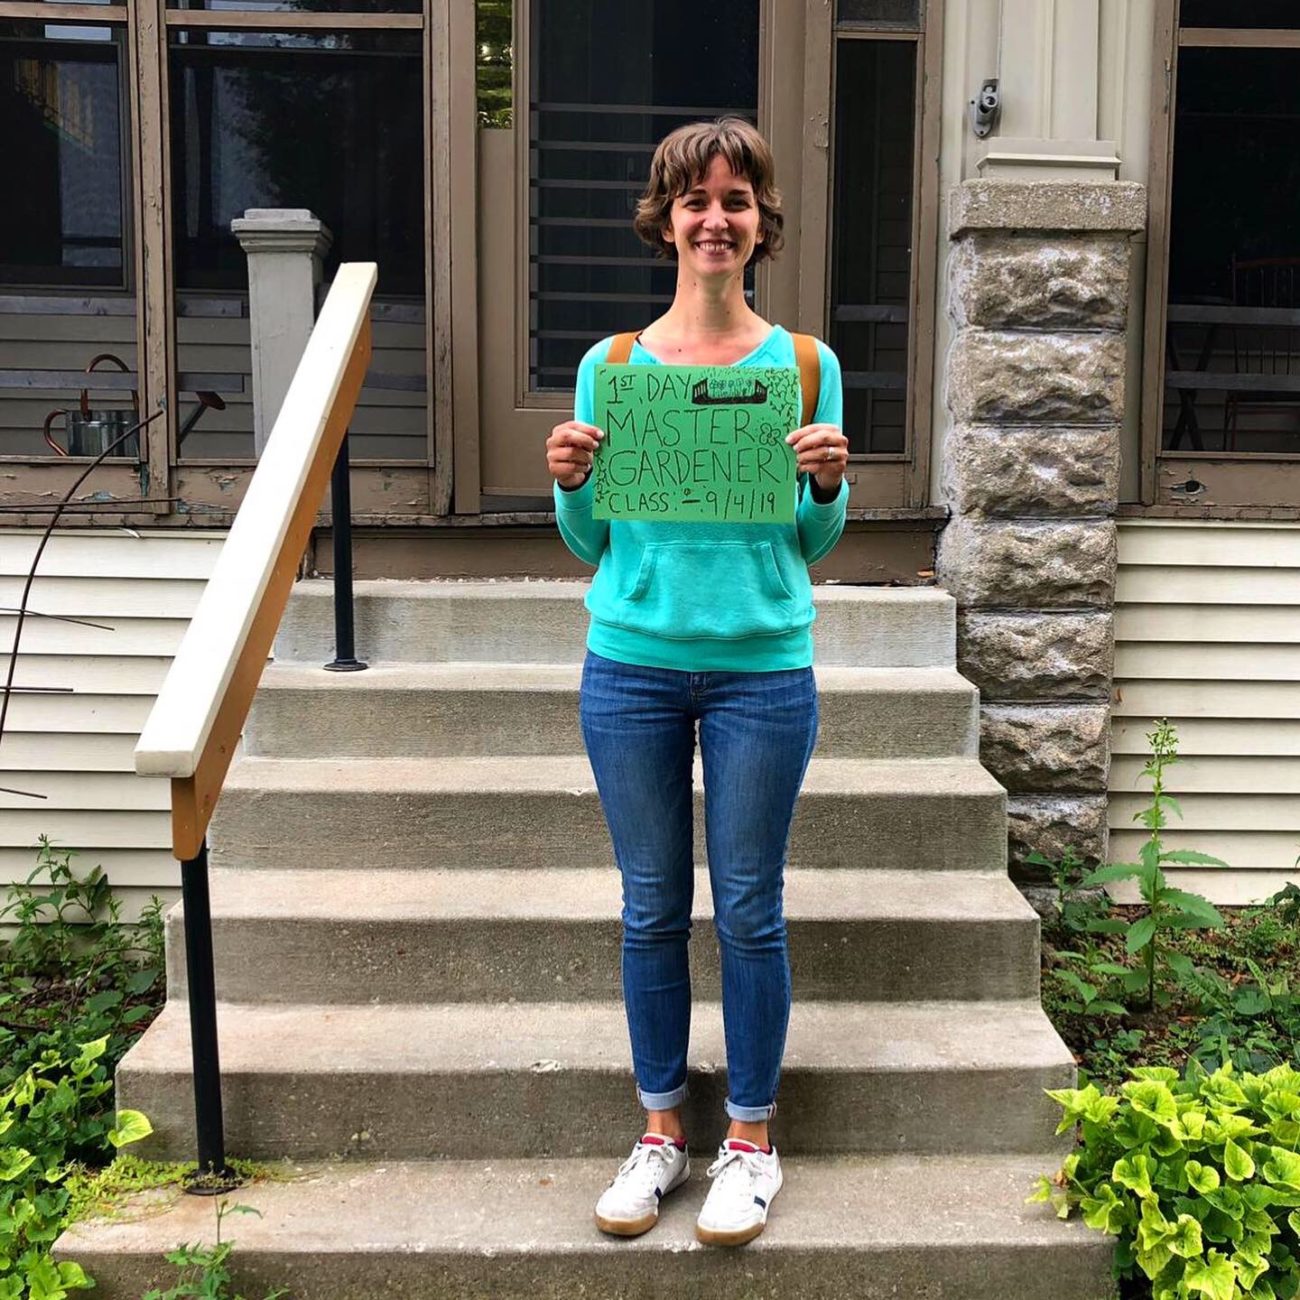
xmin=1233 ymin=1245 xmax=1270 ymax=1290
xmin=1168 ymin=1212 xmax=1205 ymax=1259
xmin=72 ymin=1036 xmax=109 ymax=1069
xmin=1289 ymin=1210 xmax=1300 ymax=1237
xmin=1161 ymin=850 xmax=1232 ymax=868
xmin=107 ymin=1110 xmax=153 ymax=1150
xmin=56 ymin=1260 xmax=93 ymax=1291
xmin=1127 ymin=916 xmax=1158 ymax=953
xmin=1225 ymin=1138 xmax=1257 ymax=1182
xmin=1081 ymin=1182 xmax=1129 ymax=1234
xmin=1080 ymin=863 xmax=1143 ymax=887
xmin=1187 ymin=1161 xmax=1222 ymax=1194
xmin=0 ymin=1147 xmax=36 ymax=1182
xmin=1126 ymin=1080 xmax=1180 ymax=1126
xmin=1160 ymin=889 xmax=1226 ymax=926
xmin=1116 ymin=1153 xmax=1158 ymax=1200
xmin=1264 ymin=1145 xmax=1300 ymax=1192
xmin=1183 ymin=1250 xmax=1238 ymax=1300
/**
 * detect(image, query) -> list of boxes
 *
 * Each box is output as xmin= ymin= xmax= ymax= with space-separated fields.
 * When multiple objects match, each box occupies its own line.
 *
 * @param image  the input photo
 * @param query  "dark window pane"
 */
xmin=1163 ymin=46 xmax=1300 ymax=454
xmin=1179 ymin=1 xmax=1299 ymax=28
xmin=169 ymin=27 xmax=423 ymax=294
xmin=837 ymin=0 xmax=921 ymax=27
xmin=829 ymin=37 xmax=915 ymax=455
xmin=169 ymin=27 xmax=427 ymax=461
xmin=529 ymin=0 xmax=759 ymax=391
xmin=0 ymin=22 xmax=126 ymax=288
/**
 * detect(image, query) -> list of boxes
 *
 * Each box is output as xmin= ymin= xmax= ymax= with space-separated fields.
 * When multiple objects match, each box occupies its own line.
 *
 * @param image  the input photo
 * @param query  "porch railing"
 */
xmin=134 ymin=262 xmax=377 ymax=1179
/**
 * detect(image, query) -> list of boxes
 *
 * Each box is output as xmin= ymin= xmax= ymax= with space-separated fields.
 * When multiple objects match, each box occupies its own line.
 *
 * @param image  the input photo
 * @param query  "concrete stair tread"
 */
xmin=196 ymin=865 xmax=1036 ymax=923
xmin=258 ymin=659 xmax=976 ymax=696
xmin=126 ymin=998 xmax=1072 ymax=1075
xmin=223 ymin=752 xmax=1005 ymax=797
xmin=59 ymin=1152 xmax=1099 ymax=1255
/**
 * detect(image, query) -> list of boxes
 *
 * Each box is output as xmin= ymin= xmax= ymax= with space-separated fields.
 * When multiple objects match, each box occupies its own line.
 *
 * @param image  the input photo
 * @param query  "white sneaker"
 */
xmin=695 ymin=1139 xmax=783 ymax=1246
xmin=594 ymin=1134 xmax=690 ymax=1237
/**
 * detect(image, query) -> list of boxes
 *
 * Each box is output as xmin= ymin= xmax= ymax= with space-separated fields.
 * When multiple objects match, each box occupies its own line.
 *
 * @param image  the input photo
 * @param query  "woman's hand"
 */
xmin=786 ymin=423 xmax=849 ymax=495
xmin=547 ymin=420 xmax=604 ymax=489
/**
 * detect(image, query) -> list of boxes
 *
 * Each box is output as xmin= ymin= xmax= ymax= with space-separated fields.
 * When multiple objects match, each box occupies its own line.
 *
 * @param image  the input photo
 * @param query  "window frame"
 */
xmin=798 ymin=0 xmax=941 ymax=510
xmin=0 ymin=0 xmax=458 ymax=524
xmin=1138 ymin=0 xmax=1300 ymax=518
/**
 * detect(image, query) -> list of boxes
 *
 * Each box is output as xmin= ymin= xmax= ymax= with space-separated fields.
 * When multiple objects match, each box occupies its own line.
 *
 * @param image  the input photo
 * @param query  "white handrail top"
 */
xmin=134 ymin=262 xmax=377 ymax=778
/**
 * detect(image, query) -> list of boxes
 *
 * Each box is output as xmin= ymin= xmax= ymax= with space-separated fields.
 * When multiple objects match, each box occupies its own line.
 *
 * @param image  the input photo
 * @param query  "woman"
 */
xmin=545 ymin=117 xmax=849 ymax=1247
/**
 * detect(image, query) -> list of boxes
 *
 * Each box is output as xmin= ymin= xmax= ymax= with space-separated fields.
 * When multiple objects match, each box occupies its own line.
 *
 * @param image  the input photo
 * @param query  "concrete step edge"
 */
xmin=122 ymin=998 xmax=1073 ymax=1076
xmin=184 ymin=866 xmax=1036 ymax=924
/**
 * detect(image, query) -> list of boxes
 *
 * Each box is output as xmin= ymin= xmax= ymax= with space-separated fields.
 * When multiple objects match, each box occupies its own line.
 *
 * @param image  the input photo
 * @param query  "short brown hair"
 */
xmin=633 ymin=117 xmax=783 ymax=264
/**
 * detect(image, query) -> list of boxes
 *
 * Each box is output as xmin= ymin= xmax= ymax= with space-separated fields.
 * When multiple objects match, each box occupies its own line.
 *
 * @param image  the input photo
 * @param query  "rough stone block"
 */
xmin=951 ymin=234 xmax=1130 ymax=331
xmin=948 ymin=331 xmax=1125 ymax=425
xmin=958 ymin=611 xmax=1114 ymax=701
xmin=1006 ymin=795 xmax=1109 ymax=876
xmin=980 ymin=704 xmax=1110 ymax=795
xmin=943 ymin=424 xmax=1119 ymax=517
xmin=948 ymin=179 xmax=1147 ymax=237
xmin=936 ymin=517 xmax=1117 ymax=609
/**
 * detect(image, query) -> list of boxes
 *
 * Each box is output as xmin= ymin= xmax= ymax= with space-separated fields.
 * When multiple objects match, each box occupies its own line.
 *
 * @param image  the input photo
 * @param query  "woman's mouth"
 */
xmin=694 ymin=240 xmax=735 ymax=254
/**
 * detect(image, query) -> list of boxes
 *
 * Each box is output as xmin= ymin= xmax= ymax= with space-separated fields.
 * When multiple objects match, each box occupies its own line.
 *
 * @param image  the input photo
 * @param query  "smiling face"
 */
xmin=663 ymin=154 xmax=763 ymax=276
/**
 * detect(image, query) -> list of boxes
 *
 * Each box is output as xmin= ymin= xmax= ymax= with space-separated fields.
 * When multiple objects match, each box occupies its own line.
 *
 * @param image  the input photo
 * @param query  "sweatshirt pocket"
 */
xmin=617 ymin=540 xmax=801 ymax=640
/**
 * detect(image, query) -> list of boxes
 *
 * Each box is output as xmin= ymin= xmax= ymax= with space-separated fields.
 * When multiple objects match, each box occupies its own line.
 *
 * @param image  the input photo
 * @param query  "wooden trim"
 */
xmin=426 ymin=0 xmax=452 ymax=514
xmin=162 ymin=9 xmax=422 ymax=27
xmin=832 ymin=27 xmax=920 ymax=41
xmin=797 ymin=0 xmax=834 ymax=336
xmin=129 ymin=0 xmax=175 ymax=516
xmin=1118 ymin=503 xmax=1300 ymax=521
xmin=1154 ymin=454 xmax=1300 ymax=509
xmin=907 ymin=0 xmax=941 ymax=509
xmin=448 ymin=0 xmax=480 ymax=514
xmin=1178 ymin=26 xmax=1300 ymax=48
xmin=1139 ymin=0 xmax=1179 ymax=507
xmin=141 ymin=267 xmax=376 ymax=859
xmin=0 ymin=2 xmax=126 ymax=17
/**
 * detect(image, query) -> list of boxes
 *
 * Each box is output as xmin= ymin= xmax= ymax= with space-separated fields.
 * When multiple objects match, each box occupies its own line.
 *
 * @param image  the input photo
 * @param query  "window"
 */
xmin=1144 ymin=3 xmax=1300 ymax=508
xmin=526 ymin=0 xmax=759 ymax=392
xmin=0 ymin=21 xmax=127 ymax=288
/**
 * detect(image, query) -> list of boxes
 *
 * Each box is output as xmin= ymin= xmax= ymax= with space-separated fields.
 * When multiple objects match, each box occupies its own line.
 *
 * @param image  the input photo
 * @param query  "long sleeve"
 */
xmin=797 ymin=340 xmax=849 ymax=565
xmin=552 ymin=339 xmax=612 ymax=567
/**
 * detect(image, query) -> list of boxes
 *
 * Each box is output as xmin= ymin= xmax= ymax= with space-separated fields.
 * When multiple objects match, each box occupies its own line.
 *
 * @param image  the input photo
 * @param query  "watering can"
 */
xmin=42 ymin=352 xmax=226 ymax=458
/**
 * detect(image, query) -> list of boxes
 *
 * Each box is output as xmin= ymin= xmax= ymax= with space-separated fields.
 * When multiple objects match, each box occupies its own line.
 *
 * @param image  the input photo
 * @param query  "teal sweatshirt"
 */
xmin=554 ymin=326 xmax=850 ymax=672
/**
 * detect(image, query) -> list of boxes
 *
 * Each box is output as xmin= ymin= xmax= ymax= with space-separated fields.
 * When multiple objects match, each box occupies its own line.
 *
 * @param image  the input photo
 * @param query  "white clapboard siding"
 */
xmin=0 ymin=529 xmax=225 ymax=914
xmin=1111 ymin=521 xmax=1300 ymax=904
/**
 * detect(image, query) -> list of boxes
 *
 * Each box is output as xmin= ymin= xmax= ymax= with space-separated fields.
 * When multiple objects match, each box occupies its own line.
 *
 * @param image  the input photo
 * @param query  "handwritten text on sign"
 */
xmin=592 ymin=364 xmax=800 ymax=523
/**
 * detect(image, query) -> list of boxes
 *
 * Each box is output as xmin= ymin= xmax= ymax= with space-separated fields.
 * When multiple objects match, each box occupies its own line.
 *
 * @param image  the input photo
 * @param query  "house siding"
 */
xmin=0 ymin=529 xmax=225 ymax=920
xmin=1111 ymin=519 xmax=1300 ymax=903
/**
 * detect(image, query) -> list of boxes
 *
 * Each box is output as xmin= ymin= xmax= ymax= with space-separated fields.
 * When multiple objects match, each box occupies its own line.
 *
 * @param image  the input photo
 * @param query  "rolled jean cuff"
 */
xmin=638 ymin=1081 xmax=688 ymax=1111
xmin=725 ymin=1097 xmax=777 ymax=1123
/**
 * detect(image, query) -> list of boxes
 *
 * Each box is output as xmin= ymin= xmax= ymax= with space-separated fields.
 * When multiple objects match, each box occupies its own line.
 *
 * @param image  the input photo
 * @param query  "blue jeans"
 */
xmin=579 ymin=650 xmax=818 ymax=1123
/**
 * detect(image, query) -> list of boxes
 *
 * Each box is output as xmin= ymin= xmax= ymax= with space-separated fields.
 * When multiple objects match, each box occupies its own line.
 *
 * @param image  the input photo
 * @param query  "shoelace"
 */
xmin=705 ymin=1145 xmax=766 ymax=1191
xmin=611 ymin=1142 xmax=674 ymax=1198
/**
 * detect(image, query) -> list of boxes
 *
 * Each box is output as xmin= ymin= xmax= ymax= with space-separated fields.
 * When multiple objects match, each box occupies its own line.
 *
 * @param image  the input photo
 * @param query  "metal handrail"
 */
xmin=134 ymin=261 xmax=377 ymax=1179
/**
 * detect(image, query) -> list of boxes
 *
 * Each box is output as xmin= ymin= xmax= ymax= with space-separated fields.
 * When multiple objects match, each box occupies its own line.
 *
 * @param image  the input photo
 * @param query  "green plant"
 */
xmin=0 ymin=838 xmax=164 ymax=1089
xmin=0 ymin=1037 xmax=151 ymax=1300
xmin=1030 ymin=845 xmax=1128 ymax=940
xmin=1082 ymin=720 xmax=1227 ymax=1011
xmin=1264 ymin=882 xmax=1300 ymax=931
xmin=1175 ymin=955 xmax=1300 ymax=1077
xmin=1032 ymin=1060 xmax=1300 ymax=1300
xmin=143 ymin=1201 xmax=286 ymax=1300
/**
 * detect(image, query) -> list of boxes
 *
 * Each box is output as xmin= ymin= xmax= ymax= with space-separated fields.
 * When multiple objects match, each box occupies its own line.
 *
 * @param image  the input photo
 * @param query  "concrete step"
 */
xmin=274 ymin=579 xmax=958 ymax=668
xmin=57 ymin=1154 xmax=1114 ymax=1300
xmin=209 ymin=755 xmax=1008 ymax=873
xmin=246 ymin=662 xmax=979 ymax=760
xmin=168 ymin=867 xmax=1041 ymax=1004
xmin=118 ymin=999 xmax=1074 ymax=1162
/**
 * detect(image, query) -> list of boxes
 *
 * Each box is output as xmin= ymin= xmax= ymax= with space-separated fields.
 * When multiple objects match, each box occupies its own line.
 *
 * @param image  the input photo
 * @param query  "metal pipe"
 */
xmin=180 ymin=839 xmax=230 ymax=1187
xmin=325 ymin=432 xmax=367 ymax=672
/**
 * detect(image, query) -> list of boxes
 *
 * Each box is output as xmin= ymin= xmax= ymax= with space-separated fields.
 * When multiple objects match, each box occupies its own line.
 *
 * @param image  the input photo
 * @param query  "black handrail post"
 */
xmin=324 ymin=430 xmax=367 ymax=672
xmin=180 ymin=838 xmax=235 ymax=1191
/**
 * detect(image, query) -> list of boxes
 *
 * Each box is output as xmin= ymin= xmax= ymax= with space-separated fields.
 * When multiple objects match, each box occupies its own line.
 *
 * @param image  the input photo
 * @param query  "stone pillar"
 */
xmin=232 ymin=208 xmax=333 ymax=457
xmin=937 ymin=179 xmax=1145 ymax=890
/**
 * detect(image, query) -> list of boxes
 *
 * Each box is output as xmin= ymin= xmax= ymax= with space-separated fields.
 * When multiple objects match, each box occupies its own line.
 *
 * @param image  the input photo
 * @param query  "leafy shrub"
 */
xmin=1032 ymin=1061 xmax=1300 ymax=1300
xmin=144 ymin=1201 xmax=286 ymax=1300
xmin=0 ymin=1037 xmax=151 ymax=1300
xmin=1 ymin=838 xmax=164 ymax=1089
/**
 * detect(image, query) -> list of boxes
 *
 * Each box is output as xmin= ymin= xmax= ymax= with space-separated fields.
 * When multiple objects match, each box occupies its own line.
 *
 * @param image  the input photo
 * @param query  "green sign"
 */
xmin=592 ymin=363 xmax=800 ymax=523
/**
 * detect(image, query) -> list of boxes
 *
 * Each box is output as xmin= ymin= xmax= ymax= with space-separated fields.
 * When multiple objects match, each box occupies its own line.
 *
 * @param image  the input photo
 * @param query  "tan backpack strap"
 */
xmin=606 ymin=331 xmax=639 ymax=365
xmin=792 ymin=332 xmax=821 ymax=427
